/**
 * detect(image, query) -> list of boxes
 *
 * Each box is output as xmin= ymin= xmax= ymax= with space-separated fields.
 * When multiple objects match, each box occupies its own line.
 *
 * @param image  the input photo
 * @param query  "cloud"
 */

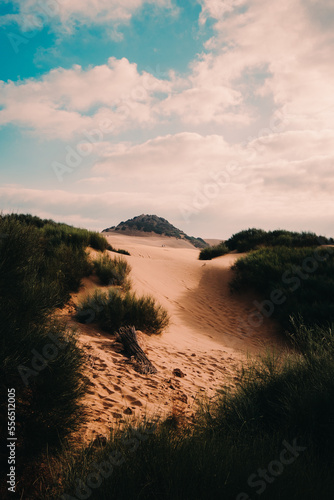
xmin=89 ymin=130 xmax=334 ymax=232
xmin=199 ymin=0 xmax=246 ymax=24
xmin=196 ymin=0 xmax=334 ymax=132
xmin=0 ymin=0 xmax=175 ymax=33
xmin=2 ymin=124 xmax=334 ymax=236
xmin=0 ymin=58 xmax=172 ymax=139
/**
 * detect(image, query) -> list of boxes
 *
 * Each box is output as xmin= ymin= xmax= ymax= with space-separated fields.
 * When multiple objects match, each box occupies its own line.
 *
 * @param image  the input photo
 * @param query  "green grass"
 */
xmin=41 ymin=327 xmax=334 ymax=500
xmin=93 ymin=254 xmax=131 ymax=287
xmin=107 ymin=243 xmax=131 ymax=256
xmin=76 ymin=288 xmax=169 ymax=335
xmin=225 ymin=228 xmax=333 ymax=252
xmin=41 ymin=223 xmax=109 ymax=252
xmin=5 ymin=213 xmax=334 ymax=499
xmin=2 ymin=213 xmax=110 ymax=251
xmin=0 ymin=214 xmax=93 ymax=498
xmin=199 ymin=242 xmax=229 ymax=260
xmin=230 ymin=246 xmax=334 ymax=334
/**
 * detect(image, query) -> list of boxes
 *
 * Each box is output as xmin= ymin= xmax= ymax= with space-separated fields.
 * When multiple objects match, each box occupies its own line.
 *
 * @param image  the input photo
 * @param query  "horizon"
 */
xmin=1 ymin=1 xmax=334 ymax=238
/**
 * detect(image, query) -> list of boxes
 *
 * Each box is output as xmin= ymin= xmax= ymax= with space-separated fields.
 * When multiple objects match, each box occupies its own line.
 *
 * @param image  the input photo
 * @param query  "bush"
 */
xmin=76 ymin=288 xmax=169 ymax=335
xmin=0 ymin=215 xmax=88 ymax=495
xmin=93 ymin=254 xmax=131 ymax=286
xmin=225 ymin=228 xmax=333 ymax=253
xmin=88 ymin=231 xmax=110 ymax=252
xmin=230 ymin=246 xmax=334 ymax=334
xmin=0 ymin=321 xmax=87 ymax=458
xmin=199 ymin=243 xmax=229 ymax=260
xmin=44 ymin=329 xmax=334 ymax=500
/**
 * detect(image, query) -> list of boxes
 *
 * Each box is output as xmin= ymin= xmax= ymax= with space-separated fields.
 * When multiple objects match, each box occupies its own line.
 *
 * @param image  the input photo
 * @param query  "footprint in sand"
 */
xmin=102 ymin=401 xmax=114 ymax=409
xmin=125 ymin=395 xmax=143 ymax=406
xmin=101 ymin=383 xmax=114 ymax=395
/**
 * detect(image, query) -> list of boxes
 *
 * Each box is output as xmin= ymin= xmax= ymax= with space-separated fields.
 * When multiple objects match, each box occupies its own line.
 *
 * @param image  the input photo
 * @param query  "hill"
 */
xmin=102 ymin=214 xmax=207 ymax=249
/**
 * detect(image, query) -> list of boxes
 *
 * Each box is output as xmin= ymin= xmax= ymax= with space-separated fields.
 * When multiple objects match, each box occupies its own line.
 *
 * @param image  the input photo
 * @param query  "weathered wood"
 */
xmin=116 ymin=326 xmax=157 ymax=374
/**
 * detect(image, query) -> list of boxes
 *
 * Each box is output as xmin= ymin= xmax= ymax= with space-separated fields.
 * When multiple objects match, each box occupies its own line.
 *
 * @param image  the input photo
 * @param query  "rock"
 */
xmin=173 ymin=368 xmax=185 ymax=378
xmin=124 ymin=407 xmax=133 ymax=415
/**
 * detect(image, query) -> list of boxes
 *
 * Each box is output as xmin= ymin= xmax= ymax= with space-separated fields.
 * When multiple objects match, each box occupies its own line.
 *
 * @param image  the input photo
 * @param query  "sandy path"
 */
xmin=106 ymin=234 xmax=282 ymax=352
xmin=65 ymin=234 xmax=284 ymax=441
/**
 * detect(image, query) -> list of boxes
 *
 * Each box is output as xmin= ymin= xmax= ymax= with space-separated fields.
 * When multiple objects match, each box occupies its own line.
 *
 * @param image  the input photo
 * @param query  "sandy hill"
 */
xmin=102 ymin=214 xmax=208 ymax=249
xmin=64 ymin=233 xmax=285 ymax=442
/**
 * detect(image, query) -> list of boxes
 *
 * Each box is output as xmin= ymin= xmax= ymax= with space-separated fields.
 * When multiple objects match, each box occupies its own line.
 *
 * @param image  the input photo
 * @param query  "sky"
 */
xmin=0 ymin=0 xmax=333 ymax=238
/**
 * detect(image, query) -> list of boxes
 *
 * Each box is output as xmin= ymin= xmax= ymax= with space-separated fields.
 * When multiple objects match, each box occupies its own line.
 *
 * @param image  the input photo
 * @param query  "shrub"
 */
xmin=88 ymin=231 xmax=110 ymax=252
xmin=107 ymin=243 xmax=131 ymax=255
xmin=0 ymin=215 xmax=88 ymax=495
xmin=76 ymin=288 xmax=169 ymax=335
xmin=199 ymin=243 xmax=229 ymax=260
xmin=43 ymin=329 xmax=334 ymax=500
xmin=0 ymin=321 xmax=87 ymax=458
xmin=225 ymin=228 xmax=333 ymax=253
xmin=230 ymin=246 xmax=334 ymax=334
xmin=93 ymin=254 xmax=131 ymax=286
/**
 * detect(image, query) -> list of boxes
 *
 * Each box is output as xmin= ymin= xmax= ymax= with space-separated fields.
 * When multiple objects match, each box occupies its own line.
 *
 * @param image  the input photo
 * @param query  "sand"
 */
xmin=62 ymin=234 xmax=284 ymax=442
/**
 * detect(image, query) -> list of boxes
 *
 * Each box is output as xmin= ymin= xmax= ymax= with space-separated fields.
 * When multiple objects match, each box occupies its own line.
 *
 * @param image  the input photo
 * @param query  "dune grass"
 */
xmin=199 ymin=242 xmax=229 ymax=260
xmin=230 ymin=246 xmax=334 ymax=335
xmin=93 ymin=254 xmax=131 ymax=287
xmin=4 ymin=213 xmax=334 ymax=499
xmin=107 ymin=243 xmax=131 ymax=256
xmin=40 ymin=236 xmax=334 ymax=500
xmin=42 ymin=324 xmax=334 ymax=500
xmin=225 ymin=228 xmax=333 ymax=253
xmin=0 ymin=214 xmax=92 ymax=498
xmin=76 ymin=288 xmax=169 ymax=335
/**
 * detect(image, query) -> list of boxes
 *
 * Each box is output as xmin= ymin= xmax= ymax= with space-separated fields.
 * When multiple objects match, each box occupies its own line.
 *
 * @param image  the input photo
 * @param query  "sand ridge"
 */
xmin=63 ymin=234 xmax=284 ymax=441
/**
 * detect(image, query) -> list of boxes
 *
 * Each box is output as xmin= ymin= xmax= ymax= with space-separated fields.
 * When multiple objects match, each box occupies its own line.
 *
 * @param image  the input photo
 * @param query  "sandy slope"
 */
xmin=65 ymin=234 xmax=284 ymax=441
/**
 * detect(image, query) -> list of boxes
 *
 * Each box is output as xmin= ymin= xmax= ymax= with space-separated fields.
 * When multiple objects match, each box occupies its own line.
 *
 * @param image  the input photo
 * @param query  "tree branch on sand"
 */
xmin=116 ymin=326 xmax=157 ymax=375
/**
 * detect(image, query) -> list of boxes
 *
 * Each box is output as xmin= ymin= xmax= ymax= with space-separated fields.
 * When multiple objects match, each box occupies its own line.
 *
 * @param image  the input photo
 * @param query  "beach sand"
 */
xmin=62 ymin=234 xmax=284 ymax=442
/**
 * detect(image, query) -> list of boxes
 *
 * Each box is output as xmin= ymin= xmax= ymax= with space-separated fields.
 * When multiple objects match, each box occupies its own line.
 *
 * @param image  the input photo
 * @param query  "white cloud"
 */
xmin=0 ymin=58 xmax=172 ymax=139
xmin=199 ymin=0 xmax=246 ymax=24
xmin=0 ymin=0 xmax=175 ymax=33
xmin=196 ymin=0 xmax=334 ymax=132
xmin=2 ymin=127 xmax=334 ymax=236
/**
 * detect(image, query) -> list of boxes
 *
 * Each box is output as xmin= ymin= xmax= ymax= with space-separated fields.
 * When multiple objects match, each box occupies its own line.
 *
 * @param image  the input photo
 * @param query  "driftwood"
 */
xmin=116 ymin=326 xmax=157 ymax=375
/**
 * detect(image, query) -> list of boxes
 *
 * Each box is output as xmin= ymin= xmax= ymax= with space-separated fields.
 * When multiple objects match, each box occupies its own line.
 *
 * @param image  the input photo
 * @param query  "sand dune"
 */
xmin=64 ymin=234 xmax=284 ymax=441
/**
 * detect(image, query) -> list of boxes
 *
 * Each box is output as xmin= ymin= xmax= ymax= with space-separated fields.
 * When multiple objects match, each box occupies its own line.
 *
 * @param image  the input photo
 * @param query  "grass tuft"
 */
xmin=93 ymin=254 xmax=131 ymax=287
xmin=76 ymin=288 xmax=169 ymax=335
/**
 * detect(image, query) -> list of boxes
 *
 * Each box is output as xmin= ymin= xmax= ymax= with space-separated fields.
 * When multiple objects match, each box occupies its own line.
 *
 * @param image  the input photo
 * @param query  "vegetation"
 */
xmin=43 ymin=326 xmax=334 ymax=499
xmin=93 ymin=254 xmax=131 ymax=287
xmin=103 ymin=214 xmax=207 ymax=249
xmin=0 ymin=215 xmax=89 ymax=497
xmin=43 ymin=229 xmax=334 ymax=500
xmin=108 ymin=244 xmax=131 ymax=256
xmin=76 ymin=288 xmax=169 ymax=335
xmin=3 ymin=212 xmax=110 ymax=251
xmin=231 ymin=246 xmax=334 ymax=334
xmin=199 ymin=242 xmax=229 ymax=260
xmin=225 ymin=228 xmax=333 ymax=253
xmin=4 ymin=213 xmax=334 ymax=499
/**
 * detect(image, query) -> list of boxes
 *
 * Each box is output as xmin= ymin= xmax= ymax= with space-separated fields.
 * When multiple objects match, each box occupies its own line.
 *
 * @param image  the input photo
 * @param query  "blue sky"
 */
xmin=0 ymin=0 xmax=334 ymax=237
